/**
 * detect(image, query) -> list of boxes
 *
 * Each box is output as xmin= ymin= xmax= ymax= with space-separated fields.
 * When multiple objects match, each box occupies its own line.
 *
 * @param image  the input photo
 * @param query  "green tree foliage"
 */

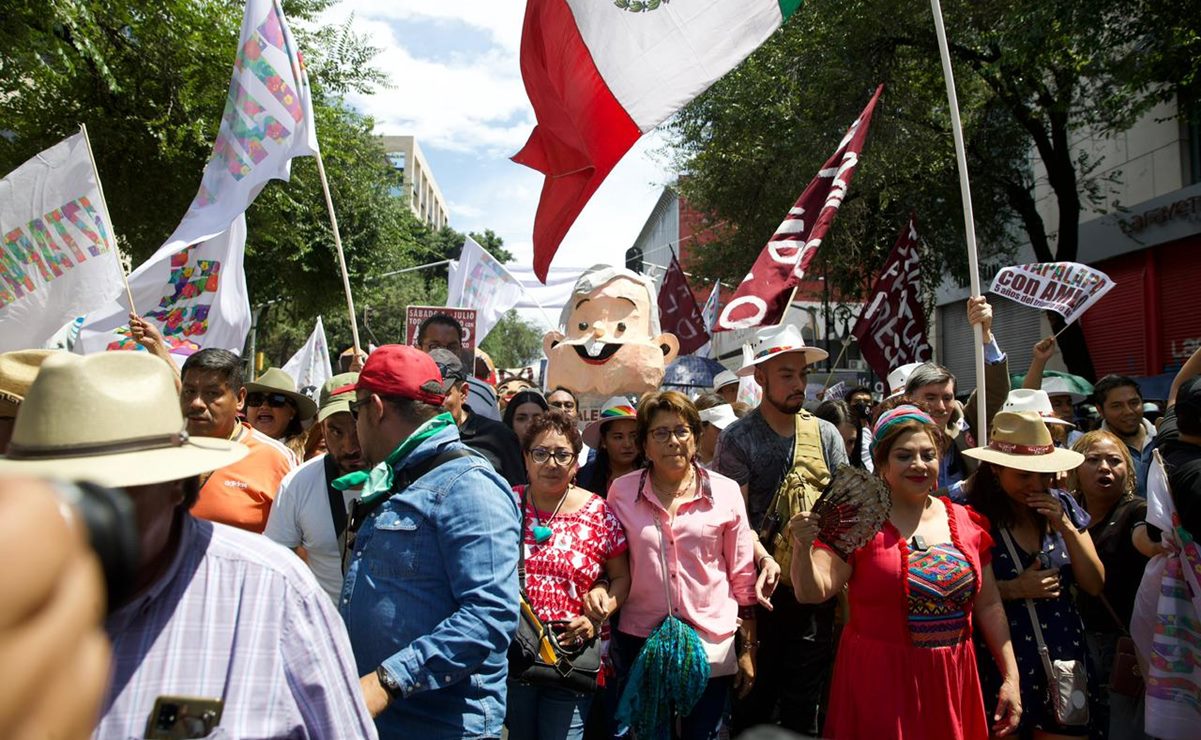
xmin=667 ymin=0 xmax=1196 ymax=378
xmin=481 ymin=309 xmax=545 ymax=369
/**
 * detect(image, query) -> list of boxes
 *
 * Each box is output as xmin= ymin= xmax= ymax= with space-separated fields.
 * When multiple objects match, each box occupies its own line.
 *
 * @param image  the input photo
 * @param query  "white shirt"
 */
xmin=264 ymin=454 xmax=358 ymax=603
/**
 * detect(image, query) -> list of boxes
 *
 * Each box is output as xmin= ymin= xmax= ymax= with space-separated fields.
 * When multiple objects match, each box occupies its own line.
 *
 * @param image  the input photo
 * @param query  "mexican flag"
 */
xmin=514 ymin=0 xmax=803 ymax=281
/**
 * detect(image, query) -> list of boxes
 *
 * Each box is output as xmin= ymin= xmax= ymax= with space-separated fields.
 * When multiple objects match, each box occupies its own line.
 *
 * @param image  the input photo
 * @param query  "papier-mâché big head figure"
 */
xmin=543 ymin=265 xmax=679 ymax=397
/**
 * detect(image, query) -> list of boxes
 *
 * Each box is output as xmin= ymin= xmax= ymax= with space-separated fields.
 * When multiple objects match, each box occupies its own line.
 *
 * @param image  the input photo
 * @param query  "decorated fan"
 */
xmin=811 ymin=464 xmax=891 ymax=559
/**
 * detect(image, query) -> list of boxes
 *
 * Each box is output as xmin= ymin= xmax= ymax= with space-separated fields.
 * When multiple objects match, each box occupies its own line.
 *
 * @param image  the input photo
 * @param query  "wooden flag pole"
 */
xmin=930 ymin=0 xmax=988 ymax=445
xmin=79 ymin=124 xmax=136 ymax=315
xmin=822 ymin=338 xmax=852 ymax=390
xmin=314 ymin=150 xmax=362 ymax=357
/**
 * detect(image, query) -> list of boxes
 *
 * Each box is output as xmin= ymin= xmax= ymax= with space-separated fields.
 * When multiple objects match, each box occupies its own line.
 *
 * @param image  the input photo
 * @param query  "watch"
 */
xmin=376 ymin=665 xmax=404 ymax=699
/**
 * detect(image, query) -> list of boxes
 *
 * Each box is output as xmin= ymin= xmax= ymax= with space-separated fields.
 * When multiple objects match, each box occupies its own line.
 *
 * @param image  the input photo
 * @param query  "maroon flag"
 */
xmin=716 ymin=85 xmax=883 ymax=331
xmin=658 ymin=255 xmax=709 ymax=356
xmin=852 ymin=215 xmax=932 ymax=379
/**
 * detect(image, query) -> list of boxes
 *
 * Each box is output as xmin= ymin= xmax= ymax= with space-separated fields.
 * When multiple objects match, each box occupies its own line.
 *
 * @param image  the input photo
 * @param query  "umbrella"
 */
xmin=1009 ymin=369 xmax=1094 ymax=402
xmin=662 ymin=356 xmax=728 ymax=391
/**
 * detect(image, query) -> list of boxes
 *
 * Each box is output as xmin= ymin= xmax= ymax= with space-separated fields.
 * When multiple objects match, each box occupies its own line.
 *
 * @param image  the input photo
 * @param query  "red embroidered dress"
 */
xmin=821 ymin=500 xmax=994 ymax=740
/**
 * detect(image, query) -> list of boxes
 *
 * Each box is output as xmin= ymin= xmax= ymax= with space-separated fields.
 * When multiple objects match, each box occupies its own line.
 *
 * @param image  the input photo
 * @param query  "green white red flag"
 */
xmin=514 ymin=0 xmax=804 ymax=281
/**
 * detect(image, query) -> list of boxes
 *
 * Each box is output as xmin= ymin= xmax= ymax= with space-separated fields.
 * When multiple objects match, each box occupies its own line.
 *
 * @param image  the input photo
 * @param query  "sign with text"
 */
xmin=404 ymin=305 xmax=478 ymax=371
xmin=989 ymin=261 xmax=1114 ymax=328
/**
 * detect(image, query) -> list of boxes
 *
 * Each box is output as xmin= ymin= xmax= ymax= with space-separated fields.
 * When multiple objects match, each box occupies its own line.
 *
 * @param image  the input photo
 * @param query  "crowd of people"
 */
xmin=0 ymin=297 xmax=1198 ymax=740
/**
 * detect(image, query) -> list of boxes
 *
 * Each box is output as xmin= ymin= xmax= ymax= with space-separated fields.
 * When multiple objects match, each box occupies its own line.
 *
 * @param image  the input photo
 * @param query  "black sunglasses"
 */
xmin=246 ymin=392 xmax=292 ymax=409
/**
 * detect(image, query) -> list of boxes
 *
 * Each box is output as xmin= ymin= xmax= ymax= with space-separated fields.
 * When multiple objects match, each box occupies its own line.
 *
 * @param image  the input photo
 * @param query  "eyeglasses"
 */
xmin=529 ymin=447 xmax=577 ymax=466
xmin=348 ymin=397 xmax=367 ymax=420
xmin=548 ymin=400 xmax=576 ymax=410
xmin=649 ymin=426 xmax=693 ymax=443
xmin=246 ymin=392 xmax=292 ymax=409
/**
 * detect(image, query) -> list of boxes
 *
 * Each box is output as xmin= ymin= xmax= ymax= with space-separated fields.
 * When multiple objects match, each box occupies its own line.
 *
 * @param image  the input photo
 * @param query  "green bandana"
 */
xmin=332 ymin=413 xmax=456 ymax=504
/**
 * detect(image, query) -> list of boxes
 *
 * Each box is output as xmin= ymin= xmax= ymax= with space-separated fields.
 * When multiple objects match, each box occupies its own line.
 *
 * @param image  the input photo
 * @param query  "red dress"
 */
xmin=821 ymin=500 xmax=994 ymax=740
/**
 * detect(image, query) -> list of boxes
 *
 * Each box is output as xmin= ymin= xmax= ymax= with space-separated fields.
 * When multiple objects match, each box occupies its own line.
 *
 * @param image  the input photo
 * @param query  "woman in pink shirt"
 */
xmin=607 ymin=391 xmax=759 ymax=739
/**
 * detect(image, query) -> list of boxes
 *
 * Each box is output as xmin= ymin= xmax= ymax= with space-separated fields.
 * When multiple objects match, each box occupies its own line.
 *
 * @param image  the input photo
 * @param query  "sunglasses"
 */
xmin=348 ymin=397 xmax=367 ymax=420
xmin=529 ymin=447 xmax=577 ymax=466
xmin=246 ymin=392 xmax=293 ymax=409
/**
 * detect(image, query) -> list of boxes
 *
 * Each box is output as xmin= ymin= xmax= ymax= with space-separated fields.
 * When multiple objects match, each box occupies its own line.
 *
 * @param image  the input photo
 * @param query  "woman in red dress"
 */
xmin=790 ymin=404 xmax=1023 ymax=739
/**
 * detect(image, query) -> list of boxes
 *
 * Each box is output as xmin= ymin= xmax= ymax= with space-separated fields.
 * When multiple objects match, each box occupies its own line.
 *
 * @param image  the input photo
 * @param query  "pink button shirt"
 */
xmin=607 ymin=465 xmax=758 ymax=641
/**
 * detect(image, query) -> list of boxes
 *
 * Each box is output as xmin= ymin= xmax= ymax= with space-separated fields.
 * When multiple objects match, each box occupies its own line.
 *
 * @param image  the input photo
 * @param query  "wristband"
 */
xmin=757 ymin=554 xmax=775 ymax=570
xmin=376 ymin=665 xmax=403 ymax=699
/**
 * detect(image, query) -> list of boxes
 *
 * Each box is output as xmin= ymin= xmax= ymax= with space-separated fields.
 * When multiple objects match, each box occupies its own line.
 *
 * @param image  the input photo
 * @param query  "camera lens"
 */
xmin=53 ymin=482 xmax=141 ymax=610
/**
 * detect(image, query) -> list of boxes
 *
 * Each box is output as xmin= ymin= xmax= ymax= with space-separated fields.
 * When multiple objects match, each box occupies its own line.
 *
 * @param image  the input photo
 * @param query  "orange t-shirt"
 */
xmin=192 ymin=423 xmax=296 ymax=533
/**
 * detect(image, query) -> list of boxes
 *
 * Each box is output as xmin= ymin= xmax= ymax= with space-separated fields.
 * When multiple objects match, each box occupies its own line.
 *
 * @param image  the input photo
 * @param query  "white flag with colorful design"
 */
xmin=165 ymin=0 xmax=317 ymax=252
xmin=283 ymin=316 xmax=332 ymax=400
xmin=447 ymin=236 xmax=525 ymax=343
xmin=696 ymin=280 xmax=721 ymax=358
xmin=77 ymin=215 xmax=251 ymax=357
xmin=0 ymin=132 xmax=126 ymax=351
xmin=515 ymin=0 xmax=803 ymax=280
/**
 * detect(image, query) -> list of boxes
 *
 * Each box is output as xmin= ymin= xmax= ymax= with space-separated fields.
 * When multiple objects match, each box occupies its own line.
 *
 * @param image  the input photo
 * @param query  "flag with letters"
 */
xmin=657 ymin=255 xmax=709 ymax=356
xmin=852 ymin=215 xmax=932 ymax=379
xmin=0 ymin=133 xmax=126 ymax=351
xmin=283 ymin=316 xmax=332 ymax=399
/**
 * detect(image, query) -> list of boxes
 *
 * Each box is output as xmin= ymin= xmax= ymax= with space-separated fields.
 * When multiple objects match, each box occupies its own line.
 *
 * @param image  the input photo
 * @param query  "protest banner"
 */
xmin=989 ymin=261 xmax=1115 ymax=328
xmin=405 ymin=306 xmax=478 ymax=371
xmin=0 ymin=132 xmax=127 ymax=352
xmin=695 ymin=280 xmax=721 ymax=358
xmin=852 ymin=216 xmax=933 ymax=379
xmin=447 ymin=236 xmax=525 ymax=343
xmin=657 ymin=255 xmax=709 ymax=356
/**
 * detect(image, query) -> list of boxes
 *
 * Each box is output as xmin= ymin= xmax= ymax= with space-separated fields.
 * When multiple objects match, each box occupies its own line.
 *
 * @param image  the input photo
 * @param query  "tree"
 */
xmin=482 ymin=310 xmax=544 ymax=369
xmin=667 ymin=0 xmax=1197 ymax=379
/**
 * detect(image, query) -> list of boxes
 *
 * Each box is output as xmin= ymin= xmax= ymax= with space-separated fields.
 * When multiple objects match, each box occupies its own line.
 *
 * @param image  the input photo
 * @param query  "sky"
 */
xmin=318 ymin=0 xmax=677 ymax=326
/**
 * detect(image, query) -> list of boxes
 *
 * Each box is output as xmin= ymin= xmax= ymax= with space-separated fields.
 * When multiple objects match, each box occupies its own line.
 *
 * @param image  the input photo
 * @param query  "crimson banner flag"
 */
xmin=658 ymin=255 xmax=710 ymax=356
xmin=716 ymin=85 xmax=883 ymax=331
xmin=852 ymin=215 xmax=932 ymax=379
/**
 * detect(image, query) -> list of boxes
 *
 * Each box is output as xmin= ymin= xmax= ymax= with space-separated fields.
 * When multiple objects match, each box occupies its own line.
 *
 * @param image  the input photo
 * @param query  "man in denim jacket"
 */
xmin=335 ymin=345 xmax=520 ymax=738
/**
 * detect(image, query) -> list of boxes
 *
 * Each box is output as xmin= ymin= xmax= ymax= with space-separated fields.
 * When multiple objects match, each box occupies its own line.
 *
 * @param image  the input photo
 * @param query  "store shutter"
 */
xmin=941 ymin=297 xmax=1040 ymax=396
xmin=1156 ymin=236 xmax=1201 ymax=373
xmin=1080 ymin=252 xmax=1147 ymax=377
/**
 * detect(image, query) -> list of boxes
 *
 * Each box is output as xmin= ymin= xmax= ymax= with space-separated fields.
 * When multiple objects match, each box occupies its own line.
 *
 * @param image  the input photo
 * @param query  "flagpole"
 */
xmin=79 ymin=124 xmax=136 ymax=314
xmin=822 ymin=339 xmax=852 ymax=390
xmin=313 ymin=150 xmax=362 ymax=357
xmin=930 ymin=0 xmax=988 ymax=445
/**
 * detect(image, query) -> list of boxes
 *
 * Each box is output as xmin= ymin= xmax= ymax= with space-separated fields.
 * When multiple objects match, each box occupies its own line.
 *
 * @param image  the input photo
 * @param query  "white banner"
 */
xmin=989 ymin=261 xmax=1114 ymax=327
xmin=0 ymin=133 xmax=126 ymax=351
xmin=501 ymin=263 xmax=580 ymax=313
xmin=282 ymin=315 xmax=332 ymax=400
xmin=77 ymin=215 xmax=251 ymax=355
xmin=447 ymin=236 xmax=524 ymax=343
xmin=164 ymin=0 xmax=318 ymax=252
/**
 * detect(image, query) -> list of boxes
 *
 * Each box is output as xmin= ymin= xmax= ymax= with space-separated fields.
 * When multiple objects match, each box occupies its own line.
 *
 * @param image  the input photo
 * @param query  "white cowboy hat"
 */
xmin=1040 ymin=376 xmax=1087 ymax=405
xmin=962 ymin=411 xmax=1084 ymax=474
xmin=736 ymin=324 xmax=828 ymax=377
xmin=886 ymin=362 xmax=922 ymax=400
xmin=1002 ymin=388 xmax=1075 ymax=427
xmin=699 ymin=404 xmax=738 ymax=430
xmin=0 ymin=352 xmax=247 ymax=488
xmin=582 ymin=396 xmax=638 ymax=448
xmin=712 ymin=369 xmax=739 ymax=393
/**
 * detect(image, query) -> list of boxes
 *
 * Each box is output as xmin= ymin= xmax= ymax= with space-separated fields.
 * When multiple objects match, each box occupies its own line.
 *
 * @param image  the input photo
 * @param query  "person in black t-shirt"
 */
xmin=1070 ymin=429 xmax=1149 ymax=738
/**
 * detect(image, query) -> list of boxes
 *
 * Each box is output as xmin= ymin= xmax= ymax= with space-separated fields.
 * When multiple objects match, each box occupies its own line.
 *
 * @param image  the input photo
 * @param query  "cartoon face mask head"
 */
xmin=543 ymin=266 xmax=680 ymax=397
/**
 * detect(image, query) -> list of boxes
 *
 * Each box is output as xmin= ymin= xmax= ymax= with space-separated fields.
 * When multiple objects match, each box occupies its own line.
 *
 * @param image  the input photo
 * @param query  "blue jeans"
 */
xmin=507 ymin=681 xmax=592 ymax=740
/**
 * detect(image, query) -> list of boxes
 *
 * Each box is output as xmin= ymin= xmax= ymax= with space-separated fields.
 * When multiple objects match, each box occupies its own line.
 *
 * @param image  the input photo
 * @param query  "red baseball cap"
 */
xmin=332 ymin=345 xmax=446 ymax=405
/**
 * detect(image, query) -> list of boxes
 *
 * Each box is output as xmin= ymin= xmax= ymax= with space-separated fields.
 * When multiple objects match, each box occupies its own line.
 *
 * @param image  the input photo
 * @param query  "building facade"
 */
xmin=379 ymin=135 xmax=450 ymax=230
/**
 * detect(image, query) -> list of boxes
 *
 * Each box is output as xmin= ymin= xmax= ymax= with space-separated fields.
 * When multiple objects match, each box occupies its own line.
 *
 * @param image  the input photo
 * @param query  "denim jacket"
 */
xmin=340 ymin=424 xmax=520 ymax=739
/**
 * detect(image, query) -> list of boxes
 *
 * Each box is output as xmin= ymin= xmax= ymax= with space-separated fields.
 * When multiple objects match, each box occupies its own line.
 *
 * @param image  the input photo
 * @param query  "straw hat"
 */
xmin=0 ymin=350 xmax=55 ymax=417
xmin=244 ymin=367 xmax=318 ymax=421
xmin=737 ymin=324 xmax=829 ymax=377
xmin=962 ymin=411 xmax=1084 ymax=473
xmin=0 ymin=352 xmax=247 ymax=487
xmin=582 ymin=396 xmax=637 ymax=448
xmin=1002 ymin=389 xmax=1074 ymax=427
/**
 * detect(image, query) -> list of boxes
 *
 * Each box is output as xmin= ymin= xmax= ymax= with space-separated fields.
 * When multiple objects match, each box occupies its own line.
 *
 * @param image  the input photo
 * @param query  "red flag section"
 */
xmin=511 ymin=0 xmax=641 ymax=282
xmin=852 ymin=214 xmax=933 ymax=379
xmin=715 ymin=85 xmax=884 ymax=331
xmin=658 ymin=255 xmax=710 ymax=356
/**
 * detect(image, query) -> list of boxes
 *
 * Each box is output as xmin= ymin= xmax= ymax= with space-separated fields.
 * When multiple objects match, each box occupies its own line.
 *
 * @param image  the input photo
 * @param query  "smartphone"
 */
xmin=144 ymin=696 xmax=224 ymax=739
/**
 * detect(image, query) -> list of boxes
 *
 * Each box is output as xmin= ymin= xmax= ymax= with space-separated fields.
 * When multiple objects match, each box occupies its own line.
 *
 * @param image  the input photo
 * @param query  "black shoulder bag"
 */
xmin=507 ymin=489 xmax=602 ymax=693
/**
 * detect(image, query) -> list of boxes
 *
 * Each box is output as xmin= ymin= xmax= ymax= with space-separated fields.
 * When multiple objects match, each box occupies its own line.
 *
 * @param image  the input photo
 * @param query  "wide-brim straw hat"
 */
xmin=0 ymin=349 xmax=56 ymax=417
xmin=582 ymin=396 xmax=638 ymax=448
xmin=244 ymin=367 xmax=318 ymax=421
xmin=737 ymin=323 xmax=829 ymax=377
xmin=962 ymin=411 xmax=1084 ymax=473
xmin=0 ymin=352 xmax=247 ymax=487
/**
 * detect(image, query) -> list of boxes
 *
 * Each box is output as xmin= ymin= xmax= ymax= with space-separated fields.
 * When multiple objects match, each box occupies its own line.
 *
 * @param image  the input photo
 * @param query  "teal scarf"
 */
xmin=332 ymin=413 xmax=455 ymax=504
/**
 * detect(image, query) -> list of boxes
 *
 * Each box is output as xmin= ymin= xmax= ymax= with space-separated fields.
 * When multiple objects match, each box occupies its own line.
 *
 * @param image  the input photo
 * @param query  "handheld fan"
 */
xmin=811 ymin=465 xmax=891 ymax=560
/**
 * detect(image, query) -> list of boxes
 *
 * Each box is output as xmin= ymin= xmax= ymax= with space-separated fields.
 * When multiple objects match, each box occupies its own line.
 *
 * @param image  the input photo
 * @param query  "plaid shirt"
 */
xmin=96 ymin=515 xmax=376 ymax=739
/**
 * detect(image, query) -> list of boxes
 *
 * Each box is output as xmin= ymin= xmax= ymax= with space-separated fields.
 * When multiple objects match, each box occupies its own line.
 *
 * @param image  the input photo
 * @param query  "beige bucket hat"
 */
xmin=244 ymin=367 xmax=318 ymax=421
xmin=962 ymin=410 xmax=1084 ymax=474
xmin=0 ymin=352 xmax=247 ymax=487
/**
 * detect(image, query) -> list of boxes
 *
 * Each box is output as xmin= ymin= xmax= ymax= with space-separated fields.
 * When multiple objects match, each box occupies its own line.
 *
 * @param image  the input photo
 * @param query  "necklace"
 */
xmin=650 ymin=467 xmax=695 ymax=500
xmin=531 ymin=486 xmax=572 ymax=544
